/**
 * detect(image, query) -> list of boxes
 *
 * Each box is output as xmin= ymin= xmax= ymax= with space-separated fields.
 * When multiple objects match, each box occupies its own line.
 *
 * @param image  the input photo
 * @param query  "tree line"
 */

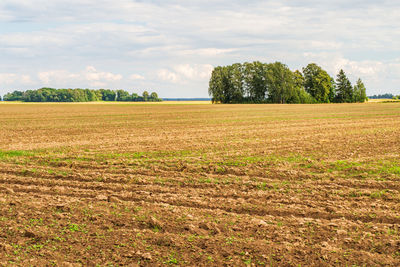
xmin=368 ymin=93 xmax=400 ymax=99
xmin=208 ymin=62 xmax=367 ymax=104
xmin=2 ymin=88 xmax=162 ymax=102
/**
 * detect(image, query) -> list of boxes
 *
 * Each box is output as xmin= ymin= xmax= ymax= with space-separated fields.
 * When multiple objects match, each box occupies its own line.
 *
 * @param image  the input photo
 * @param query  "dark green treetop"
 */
xmin=335 ymin=69 xmax=353 ymax=103
xmin=303 ymin=63 xmax=334 ymax=103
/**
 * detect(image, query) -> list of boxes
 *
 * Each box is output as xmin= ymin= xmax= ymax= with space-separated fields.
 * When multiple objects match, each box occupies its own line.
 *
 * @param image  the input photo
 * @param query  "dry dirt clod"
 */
xmin=321 ymin=241 xmax=329 ymax=247
xmin=214 ymin=226 xmax=222 ymax=234
xmin=146 ymin=216 xmax=163 ymax=229
xmin=251 ymin=218 xmax=268 ymax=227
xmin=5 ymin=188 xmax=14 ymax=194
xmin=54 ymin=213 xmax=65 ymax=219
xmin=136 ymin=251 xmax=152 ymax=260
xmin=108 ymin=196 xmax=122 ymax=203
xmin=96 ymin=194 xmax=108 ymax=201
xmin=23 ymin=230 xmax=36 ymax=238
xmin=0 ymin=243 xmax=12 ymax=253
xmin=344 ymin=238 xmax=352 ymax=243
xmin=185 ymin=224 xmax=196 ymax=231
xmin=185 ymin=224 xmax=207 ymax=235
xmin=56 ymin=204 xmax=70 ymax=212
xmin=60 ymin=262 xmax=81 ymax=267
xmin=199 ymin=222 xmax=212 ymax=230
xmin=325 ymin=206 xmax=335 ymax=212
xmin=337 ymin=229 xmax=347 ymax=235
xmin=142 ymin=252 xmax=152 ymax=260
xmin=124 ymin=252 xmax=135 ymax=258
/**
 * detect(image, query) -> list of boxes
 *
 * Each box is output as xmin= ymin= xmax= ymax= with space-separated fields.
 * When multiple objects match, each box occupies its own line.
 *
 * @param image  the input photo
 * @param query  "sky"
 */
xmin=0 ymin=0 xmax=399 ymax=98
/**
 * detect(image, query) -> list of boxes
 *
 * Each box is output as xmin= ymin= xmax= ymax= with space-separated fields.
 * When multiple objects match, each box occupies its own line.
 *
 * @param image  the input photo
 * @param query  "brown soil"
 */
xmin=0 ymin=102 xmax=399 ymax=266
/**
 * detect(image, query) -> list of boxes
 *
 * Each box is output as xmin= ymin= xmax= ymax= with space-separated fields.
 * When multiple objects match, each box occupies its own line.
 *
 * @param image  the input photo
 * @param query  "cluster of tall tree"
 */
xmin=2 ymin=88 xmax=161 ymax=102
xmin=208 ymin=62 xmax=367 ymax=104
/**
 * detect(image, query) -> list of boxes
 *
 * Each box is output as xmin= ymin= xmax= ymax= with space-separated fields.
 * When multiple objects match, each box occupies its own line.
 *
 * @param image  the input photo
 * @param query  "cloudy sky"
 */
xmin=0 ymin=0 xmax=399 ymax=97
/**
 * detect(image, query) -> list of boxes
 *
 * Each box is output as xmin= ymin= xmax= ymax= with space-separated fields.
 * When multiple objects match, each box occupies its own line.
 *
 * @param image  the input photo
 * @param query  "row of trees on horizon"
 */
xmin=208 ymin=62 xmax=368 ymax=104
xmin=368 ymin=93 xmax=400 ymax=99
xmin=2 ymin=88 xmax=162 ymax=102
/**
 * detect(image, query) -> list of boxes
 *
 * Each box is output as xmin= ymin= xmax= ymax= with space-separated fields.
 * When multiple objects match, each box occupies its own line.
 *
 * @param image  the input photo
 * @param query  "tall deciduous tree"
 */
xmin=150 ymin=92 xmax=161 ymax=101
xmin=293 ymin=70 xmax=305 ymax=91
xmin=229 ymin=63 xmax=245 ymax=103
xmin=117 ymin=90 xmax=131 ymax=101
xmin=303 ymin=63 xmax=334 ymax=103
xmin=353 ymin=78 xmax=367 ymax=102
xmin=292 ymin=70 xmax=315 ymax=103
xmin=209 ymin=66 xmax=227 ymax=103
xmin=266 ymin=62 xmax=295 ymax=104
xmin=243 ymin=61 xmax=268 ymax=102
xmin=142 ymin=91 xmax=149 ymax=101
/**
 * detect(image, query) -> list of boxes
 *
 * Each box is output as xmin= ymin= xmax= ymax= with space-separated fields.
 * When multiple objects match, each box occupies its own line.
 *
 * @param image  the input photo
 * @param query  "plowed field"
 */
xmin=0 ymin=102 xmax=399 ymax=266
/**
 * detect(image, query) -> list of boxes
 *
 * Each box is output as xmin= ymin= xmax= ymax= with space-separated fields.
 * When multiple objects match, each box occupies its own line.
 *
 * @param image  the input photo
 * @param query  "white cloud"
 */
xmin=84 ymin=66 xmax=122 ymax=83
xmin=129 ymin=74 xmax=145 ymax=80
xmin=302 ymin=51 xmax=400 ymax=93
xmin=0 ymin=73 xmax=18 ymax=85
xmin=339 ymin=60 xmax=385 ymax=77
xmin=20 ymin=75 xmax=33 ymax=84
xmin=0 ymin=73 xmax=33 ymax=85
xmin=308 ymin=41 xmax=343 ymax=50
xmin=38 ymin=70 xmax=79 ymax=85
xmin=157 ymin=64 xmax=213 ymax=84
xmin=173 ymin=64 xmax=213 ymax=80
xmin=177 ymin=48 xmax=237 ymax=57
xmin=37 ymin=66 xmax=122 ymax=87
xmin=302 ymin=52 xmax=386 ymax=77
xmin=157 ymin=69 xmax=179 ymax=83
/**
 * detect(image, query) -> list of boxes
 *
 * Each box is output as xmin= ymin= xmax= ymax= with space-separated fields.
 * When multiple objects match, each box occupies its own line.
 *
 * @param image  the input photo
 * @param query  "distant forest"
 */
xmin=208 ymin=62 xmax=368 ymax=104
xmin=368 ymin=93 xmax=399 ymax=99
xmin=2 ymin=88 xmax=162 ymax=102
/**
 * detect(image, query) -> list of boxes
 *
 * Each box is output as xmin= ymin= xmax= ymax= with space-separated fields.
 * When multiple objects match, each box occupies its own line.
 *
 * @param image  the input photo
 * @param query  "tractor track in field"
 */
xmin=1 ymin=174 xmax=399 ymax=226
